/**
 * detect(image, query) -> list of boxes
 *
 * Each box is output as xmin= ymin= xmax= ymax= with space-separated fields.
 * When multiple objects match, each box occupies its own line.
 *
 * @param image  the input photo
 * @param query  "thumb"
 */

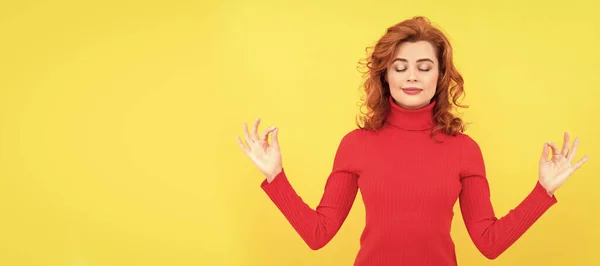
xmin=271 ymin=127 xmax=280 ymax=149
xmin=540 ymin=142 xmax=550 ymax=164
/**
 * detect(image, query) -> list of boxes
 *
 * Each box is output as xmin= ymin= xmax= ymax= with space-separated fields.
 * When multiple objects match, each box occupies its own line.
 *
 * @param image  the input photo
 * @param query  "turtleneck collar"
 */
xmin=385 ymin=95 xmax=436 ymax=131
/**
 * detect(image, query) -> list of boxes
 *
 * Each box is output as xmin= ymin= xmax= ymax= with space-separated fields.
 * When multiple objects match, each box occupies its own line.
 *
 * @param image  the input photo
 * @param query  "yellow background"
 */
xmin=1 ymin=0 xmax=598 ymax=265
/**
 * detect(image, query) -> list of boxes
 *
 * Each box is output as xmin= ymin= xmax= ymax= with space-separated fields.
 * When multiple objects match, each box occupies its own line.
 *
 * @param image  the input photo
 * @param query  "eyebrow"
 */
xmin=392 ymin=58 xmax=435 ymax=64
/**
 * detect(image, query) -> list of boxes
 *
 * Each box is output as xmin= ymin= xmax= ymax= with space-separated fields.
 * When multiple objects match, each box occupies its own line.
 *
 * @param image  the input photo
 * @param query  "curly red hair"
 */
xmin=356 ymin=16 xmax=468 ymax=137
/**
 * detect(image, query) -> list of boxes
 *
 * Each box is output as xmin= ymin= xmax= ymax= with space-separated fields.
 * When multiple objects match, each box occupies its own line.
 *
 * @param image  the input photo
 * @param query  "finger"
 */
xmin=242 ymin=122 xmax=253 ymax=144
xmin=251 ymin=118 xmax=261 ymax=141
xmin=540 ymin=142 xmax=550 ymax=163
xmin=567 ymin=137 xmax=580 ymax=162
xmin=271 ymin=127 xmax=280 ymax=149
xmin=236 ymin=136 xmax=249 ymax=154
xmin=261 ymin=126 xmax=276 ymax=142
xmin=547 ymin=141 xmax=561 ymax=160
xmin=560 ymin=132 xmax=570 ymax=157
xmin=571 ymin=155 xmax=590 ymax=171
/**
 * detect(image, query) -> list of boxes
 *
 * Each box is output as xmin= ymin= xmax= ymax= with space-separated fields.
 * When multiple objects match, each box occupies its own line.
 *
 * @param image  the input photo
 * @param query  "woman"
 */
xmin=236 ymin=16 xmax=589 ymax=265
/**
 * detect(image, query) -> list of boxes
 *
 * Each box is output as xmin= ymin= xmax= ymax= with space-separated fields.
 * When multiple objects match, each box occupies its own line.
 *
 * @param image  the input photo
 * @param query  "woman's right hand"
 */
xmin=237 ymin=118 xmax=282 ymax=183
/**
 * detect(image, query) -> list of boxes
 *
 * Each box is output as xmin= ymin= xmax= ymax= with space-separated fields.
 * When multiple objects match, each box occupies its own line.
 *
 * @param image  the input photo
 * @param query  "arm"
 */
xmin=261 ymin=131 xmax=359 ymax=250
xmin=458 ymin=135 xmax=557 ymax=259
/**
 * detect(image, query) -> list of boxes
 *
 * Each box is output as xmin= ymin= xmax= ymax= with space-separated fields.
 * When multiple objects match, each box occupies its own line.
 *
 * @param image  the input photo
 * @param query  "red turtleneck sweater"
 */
xmin=260 ymin=96 xmax=557 ymax=265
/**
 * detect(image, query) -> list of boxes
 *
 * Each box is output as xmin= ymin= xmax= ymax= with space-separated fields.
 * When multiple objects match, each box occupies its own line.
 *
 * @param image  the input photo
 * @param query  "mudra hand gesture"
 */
xmin=237 ymin=118 xmax=282 ymax=182
xmin=539 ymin=132 xmax=590 ymax=196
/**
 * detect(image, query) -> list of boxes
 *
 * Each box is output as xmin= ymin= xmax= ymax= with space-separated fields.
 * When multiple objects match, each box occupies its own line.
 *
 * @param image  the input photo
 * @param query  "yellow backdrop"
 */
xmin=1 ymin=0 xmax=598 ymax=265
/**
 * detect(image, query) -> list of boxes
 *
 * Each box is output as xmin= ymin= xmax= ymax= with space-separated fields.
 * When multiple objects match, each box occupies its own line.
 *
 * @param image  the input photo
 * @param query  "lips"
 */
xmin=401 ymin=87 xmax=422 ymax=95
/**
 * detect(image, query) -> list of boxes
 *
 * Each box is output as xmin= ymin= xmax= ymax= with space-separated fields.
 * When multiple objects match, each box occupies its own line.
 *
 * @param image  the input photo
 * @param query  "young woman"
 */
xmin=236 ymin=16 xmax=589 ymax=266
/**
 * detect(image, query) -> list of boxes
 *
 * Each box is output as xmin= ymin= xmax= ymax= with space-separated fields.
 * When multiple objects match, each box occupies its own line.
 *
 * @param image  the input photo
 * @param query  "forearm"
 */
xmin=261 ymin=168 xmax=358 ymax=250
xmin=461 ymin=180 xmax=557 ymax=259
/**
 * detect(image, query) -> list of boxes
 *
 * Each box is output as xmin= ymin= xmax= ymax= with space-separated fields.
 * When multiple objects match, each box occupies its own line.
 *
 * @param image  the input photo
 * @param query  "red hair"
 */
xmin=356 ymin=16 xmax=468 ymax=137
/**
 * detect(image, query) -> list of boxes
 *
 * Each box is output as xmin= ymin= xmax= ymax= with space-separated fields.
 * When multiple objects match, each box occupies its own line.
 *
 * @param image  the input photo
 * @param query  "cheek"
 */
xmin=426 ymin=73 xmax=439 ymax=90
xmin=386 ymin=72 xmax=400 ymax=87
xmin=388 ymin=71 xmax=407 ymax=85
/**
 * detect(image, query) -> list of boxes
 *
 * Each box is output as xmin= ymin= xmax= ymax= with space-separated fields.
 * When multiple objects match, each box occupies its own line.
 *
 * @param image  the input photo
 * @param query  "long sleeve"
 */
xmin=458 ymin=135 xmax=557 ymax=259
xmin=260 ymin=131 xmax=360 ymax=250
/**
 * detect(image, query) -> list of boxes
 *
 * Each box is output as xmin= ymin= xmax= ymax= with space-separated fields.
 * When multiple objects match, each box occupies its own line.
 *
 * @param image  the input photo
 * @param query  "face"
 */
xmin=385 ymin=41 xmax=439 ymax=109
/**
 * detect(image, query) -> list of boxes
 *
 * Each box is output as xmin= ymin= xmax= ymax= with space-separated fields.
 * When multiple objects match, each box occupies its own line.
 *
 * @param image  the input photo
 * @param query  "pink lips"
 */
xmin=402 ymin=87 xmax=422 ymax=95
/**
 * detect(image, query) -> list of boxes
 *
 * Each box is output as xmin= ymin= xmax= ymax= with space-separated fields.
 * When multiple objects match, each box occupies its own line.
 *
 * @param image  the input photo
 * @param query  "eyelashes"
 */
xmin=395 ymin=68 xmax=431 ymax=72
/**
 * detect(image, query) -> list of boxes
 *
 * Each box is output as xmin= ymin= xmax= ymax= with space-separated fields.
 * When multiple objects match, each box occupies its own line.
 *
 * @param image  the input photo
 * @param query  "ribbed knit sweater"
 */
xmin=261 ymin=96 xmax=557 ymax=265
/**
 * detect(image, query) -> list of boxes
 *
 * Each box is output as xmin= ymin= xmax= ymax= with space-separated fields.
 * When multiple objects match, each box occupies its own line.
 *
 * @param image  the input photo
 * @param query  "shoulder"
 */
xmin=331 ymin=128 xmax=367 ymax=169
xmin=442 ymin=132 xmax=484 ymax=164
xmin=339 ymin=127 xmax=371 ymax=143
xmin=453 ymin=132 xmax=485 ymax=167
xmin=335 ymin=127 xmax=372 ymax=154
xmin=454 ymin=132 xmax=482 ymax=151
xmin=452 ymin=133 xmax=487 ymax=177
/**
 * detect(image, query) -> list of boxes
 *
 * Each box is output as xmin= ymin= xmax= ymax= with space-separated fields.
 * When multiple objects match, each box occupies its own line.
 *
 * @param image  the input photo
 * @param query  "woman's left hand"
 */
xmin=539 ymin=132 xmax=590 ymax=196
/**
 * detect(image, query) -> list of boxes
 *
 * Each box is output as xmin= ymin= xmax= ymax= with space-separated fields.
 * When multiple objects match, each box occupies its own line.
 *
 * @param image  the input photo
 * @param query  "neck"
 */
xmin=385 ymin=95 xmax=435 ymax=131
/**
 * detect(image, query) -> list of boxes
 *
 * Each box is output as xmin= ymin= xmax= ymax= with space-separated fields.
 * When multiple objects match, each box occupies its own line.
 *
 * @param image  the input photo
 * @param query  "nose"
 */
xmin=406 ymin=68 xmax=418 ymax=82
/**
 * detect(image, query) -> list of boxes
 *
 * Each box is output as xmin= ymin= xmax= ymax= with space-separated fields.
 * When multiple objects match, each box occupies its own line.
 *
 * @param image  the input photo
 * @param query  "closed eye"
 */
xmin=395 ymin=68 xmax=430 ymax=72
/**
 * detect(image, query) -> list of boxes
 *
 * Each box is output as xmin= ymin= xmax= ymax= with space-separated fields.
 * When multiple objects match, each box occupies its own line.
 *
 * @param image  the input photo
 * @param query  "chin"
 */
xmin=394 ymin=97 xmax=429 ymax=109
